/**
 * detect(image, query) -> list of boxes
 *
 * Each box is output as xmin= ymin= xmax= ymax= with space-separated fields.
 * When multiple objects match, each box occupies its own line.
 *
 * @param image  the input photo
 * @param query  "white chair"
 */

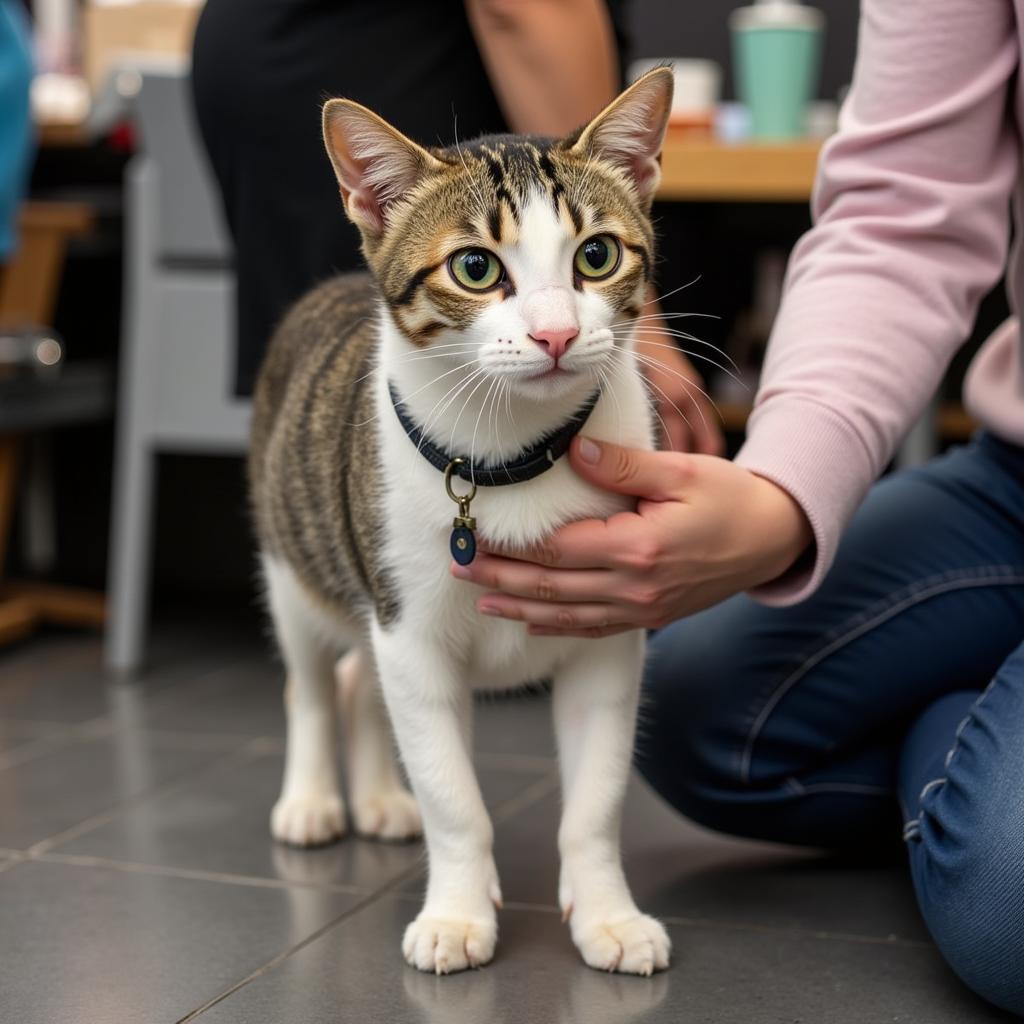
xmin=105 ymin=67 xmax=250 ymax=671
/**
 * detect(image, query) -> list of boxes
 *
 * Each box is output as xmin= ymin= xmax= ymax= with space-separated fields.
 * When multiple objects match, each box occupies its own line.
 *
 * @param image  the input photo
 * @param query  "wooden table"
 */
xmin=38 ymin=119 xmax=90 ymax=148
xmin=658 ymin=135 xmax=823 ymax=202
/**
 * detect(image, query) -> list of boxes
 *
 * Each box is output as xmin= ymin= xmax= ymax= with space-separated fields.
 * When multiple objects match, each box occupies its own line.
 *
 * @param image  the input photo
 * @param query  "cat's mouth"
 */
xmin=529 ymin=365 xmax=573 ymax=381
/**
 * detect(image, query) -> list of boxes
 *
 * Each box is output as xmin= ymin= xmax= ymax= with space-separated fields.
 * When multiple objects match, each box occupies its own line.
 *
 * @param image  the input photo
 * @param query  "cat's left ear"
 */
xmin=322 ymin=99 xmax=444 ymax=236
xmin=569 ymin=67 xmax=674 ymax=206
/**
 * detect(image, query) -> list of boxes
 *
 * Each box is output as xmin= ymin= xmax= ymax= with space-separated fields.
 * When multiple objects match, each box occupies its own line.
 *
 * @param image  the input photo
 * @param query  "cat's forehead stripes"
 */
xmin=460 ymin=136 xmax=586 ymax=240
xmin=365 ymin=132 xmax=656 ymax=342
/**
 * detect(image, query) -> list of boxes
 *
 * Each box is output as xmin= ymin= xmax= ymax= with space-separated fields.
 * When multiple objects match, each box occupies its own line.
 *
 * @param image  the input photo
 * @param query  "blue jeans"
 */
xmin=637 ymin=433 xmax=1024 ymax=1015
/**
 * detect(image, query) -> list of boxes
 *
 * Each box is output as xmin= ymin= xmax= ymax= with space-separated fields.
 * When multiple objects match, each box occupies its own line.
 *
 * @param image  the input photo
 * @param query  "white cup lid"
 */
xmin=730 ymin=0 xmax=824 ymax=32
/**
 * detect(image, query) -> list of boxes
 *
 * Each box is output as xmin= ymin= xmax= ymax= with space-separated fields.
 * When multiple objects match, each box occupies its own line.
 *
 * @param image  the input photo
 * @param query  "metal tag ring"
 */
xmin=444 ymin=458 xmax=477 ymax=504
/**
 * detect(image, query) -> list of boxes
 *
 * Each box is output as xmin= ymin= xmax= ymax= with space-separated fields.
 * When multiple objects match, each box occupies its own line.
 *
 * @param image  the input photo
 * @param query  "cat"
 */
xmin=249 ymin=67 xmax=674 ymax=975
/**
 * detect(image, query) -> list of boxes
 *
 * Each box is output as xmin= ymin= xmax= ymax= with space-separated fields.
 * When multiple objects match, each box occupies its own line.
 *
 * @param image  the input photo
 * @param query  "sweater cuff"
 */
xmin=734 ymin=398 xmax=877 ymax=606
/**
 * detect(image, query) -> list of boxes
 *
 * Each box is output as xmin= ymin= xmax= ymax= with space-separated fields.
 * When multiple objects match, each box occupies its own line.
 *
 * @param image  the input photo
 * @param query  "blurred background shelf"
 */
xmin=658 ymin=136 xmax=823 ymax=202
xmin=38 ymin=119 xmax=89 ymax=148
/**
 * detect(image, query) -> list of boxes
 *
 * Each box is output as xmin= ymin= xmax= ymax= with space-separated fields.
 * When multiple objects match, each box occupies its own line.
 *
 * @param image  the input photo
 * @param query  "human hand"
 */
xmin=451 ymin=437 xmax=812 ymax=637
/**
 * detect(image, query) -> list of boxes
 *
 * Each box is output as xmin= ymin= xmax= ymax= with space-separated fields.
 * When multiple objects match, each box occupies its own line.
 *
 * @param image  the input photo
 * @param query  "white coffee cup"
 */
xmin=629 ymin=58 xmax=722 ymax=123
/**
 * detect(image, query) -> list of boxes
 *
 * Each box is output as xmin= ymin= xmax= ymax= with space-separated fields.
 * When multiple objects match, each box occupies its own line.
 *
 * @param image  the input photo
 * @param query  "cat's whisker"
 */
xmin=623 ymin=346 xmax=726 ymax=413
xmin=613 ymin=326 xmax=742 ymax=375
xmin=396 ymin=348 xmax=481 ymax=364
xmin=344 ymin=359 xmax=481 ymax=427
xmin=349 ymin=345 xmax=477 ymax=386
xmin=487 ymin=379 xmax=503 ymax=466
xmin=595 ymin=366 xmax=624 ymax=446
xmin=630 ymin=355 xmax=709 ymax=436
xmin=610 ymin=311 xmax=721 ymax=328
xmin=491 ymin=381 xmax=508 ymax=470
xmin=608 ymin=329 xmax=740 ymax=382
xmin=449 ymin=370 xmax=493 ymax=466
xmin=470 ymin=375 xmax=500 ymax=472
xmin=647 ymin=275 xmax=702 ymax=307
xmin=502 ymin=376 xmax=516 ymax=441
xmin=414 ymin=365 xmax=487 ymax=449
xmin=609 ymin=350 xmax=699 ymax=439
xmin=394 ymin=358 xmax=481 ymax=406
xmin=452 ymin=113 xmax=490 ymax=226
xmin=618 ymin=334 xmax=747 ymax=391
xmin=421 ymin=365 xmax=487 ymax=437
xmin=401 ymin=342 xmax=480 ymax=353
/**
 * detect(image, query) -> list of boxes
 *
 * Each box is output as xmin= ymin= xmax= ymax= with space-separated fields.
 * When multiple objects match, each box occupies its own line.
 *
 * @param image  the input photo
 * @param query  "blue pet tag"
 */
xmin=445 ymin=459 xmax=478 ymax=566
xmin=450 ymin=525 xmax=477 ymax=565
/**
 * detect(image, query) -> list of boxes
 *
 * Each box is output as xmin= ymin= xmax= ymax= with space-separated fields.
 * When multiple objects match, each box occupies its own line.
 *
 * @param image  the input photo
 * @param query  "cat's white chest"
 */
xmin=377 ymin=371 xmax=651 ymax=691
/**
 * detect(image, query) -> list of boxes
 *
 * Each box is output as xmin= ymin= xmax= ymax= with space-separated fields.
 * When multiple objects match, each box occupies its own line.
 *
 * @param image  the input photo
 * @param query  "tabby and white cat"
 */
xmin=249 ymin=68 xmax=674 ymax=975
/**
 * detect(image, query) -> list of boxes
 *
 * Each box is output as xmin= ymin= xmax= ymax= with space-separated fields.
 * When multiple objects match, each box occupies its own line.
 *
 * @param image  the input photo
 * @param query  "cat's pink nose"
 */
xmin=528 ymin=327 xmax=579 ymax=362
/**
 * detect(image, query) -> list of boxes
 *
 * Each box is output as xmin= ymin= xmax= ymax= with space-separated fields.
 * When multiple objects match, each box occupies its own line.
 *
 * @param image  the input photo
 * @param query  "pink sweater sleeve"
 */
xmin=736 ymin=0 xmax=1021 ymax=605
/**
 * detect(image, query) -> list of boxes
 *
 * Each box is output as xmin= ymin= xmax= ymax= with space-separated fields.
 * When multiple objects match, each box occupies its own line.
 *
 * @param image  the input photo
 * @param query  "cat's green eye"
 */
xmin=574 ymin=234 xmax=621 ymax=280
xmin=449 ymin=249 xmax=504 ymax=292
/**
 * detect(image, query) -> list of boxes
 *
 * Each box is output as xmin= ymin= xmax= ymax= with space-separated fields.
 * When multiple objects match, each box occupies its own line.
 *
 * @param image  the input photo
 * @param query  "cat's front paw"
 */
xmin=270 ymin=792 xmax=346 ymax=847
xmin=402 ymin=914 xmax=497 ymax=974
xmin=572 ymin=913 xmax=671 ymax=976
xmin=352 ymin=788 xmax=422 ymax=841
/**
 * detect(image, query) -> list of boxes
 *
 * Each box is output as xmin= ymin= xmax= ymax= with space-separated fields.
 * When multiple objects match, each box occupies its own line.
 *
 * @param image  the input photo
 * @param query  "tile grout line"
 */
xmin=25 ymin=767 xmax=557 ymax=899
xmin=174 ymin=865 xmax=426 ymax=1024
xmin=21 ymin=739 xmax=266 ymax=858
xmin=8 ymin=740 xmax=552 ymax=866
xmin=490 ymin=769 xmax=561 ymax=825
xmin=0 ymin=717 xmax=76 ymax=736
xmin=0 ymin=734 xmax=73 ymax=772
xmin=174 ymin=766 xmax=564 ymax=1022
xmin=385 ymin=892 xmax=932 ymax=950
xmin=652 ymin=913 xmax=936 ymax=949
xmin=65 ymin=648 xmax=279 ymax=738
xmin=35 ymin=851 xmax=372 ymax=896
xmin=474 ymin=753 xmax=556 ymax=774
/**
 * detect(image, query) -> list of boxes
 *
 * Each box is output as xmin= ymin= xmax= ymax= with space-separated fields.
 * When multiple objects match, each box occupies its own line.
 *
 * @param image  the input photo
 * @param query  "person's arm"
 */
xmin=465 ymin=0 xmax=619 ymax=135
xmin=454 ymin=0 xmax=1019 ymax=634
xmin=735 ymin=0 xmax=1019 ymax=603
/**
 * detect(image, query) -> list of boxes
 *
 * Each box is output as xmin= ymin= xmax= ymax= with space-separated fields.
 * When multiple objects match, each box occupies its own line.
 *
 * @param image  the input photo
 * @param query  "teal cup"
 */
xmin=731 ymin=2 xmax=824 ymax=140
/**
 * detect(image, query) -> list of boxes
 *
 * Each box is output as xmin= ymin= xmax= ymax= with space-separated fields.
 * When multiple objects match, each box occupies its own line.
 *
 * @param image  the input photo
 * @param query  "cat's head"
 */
xmin=322 ymin=68 xmax=672 ymax=404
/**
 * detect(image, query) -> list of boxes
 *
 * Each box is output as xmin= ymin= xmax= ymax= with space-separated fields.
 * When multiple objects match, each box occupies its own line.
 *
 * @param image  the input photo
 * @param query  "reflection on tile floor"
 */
xmin=0 ymin=619 xmax=1012 ymax=1023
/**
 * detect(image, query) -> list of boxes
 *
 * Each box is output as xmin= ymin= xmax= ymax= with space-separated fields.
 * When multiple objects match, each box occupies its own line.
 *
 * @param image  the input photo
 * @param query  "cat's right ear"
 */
xmin=322 ymin=100 xmax=443 ymax=236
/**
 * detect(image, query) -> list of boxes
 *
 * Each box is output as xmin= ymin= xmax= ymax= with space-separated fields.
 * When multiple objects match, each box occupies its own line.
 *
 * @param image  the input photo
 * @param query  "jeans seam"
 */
xmin=902 ymin=672 xmax=1003 ymax=843
xmin=738 ymin=567 xmax=1024 ymax=785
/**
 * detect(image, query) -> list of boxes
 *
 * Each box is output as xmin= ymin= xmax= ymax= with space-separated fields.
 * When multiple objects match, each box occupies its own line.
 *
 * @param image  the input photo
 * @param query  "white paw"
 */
xmin=270 ymin=792 xmax=346 ymax=847
xmin=402 ymin=915 xmax=497 ymax=974
xmin=352 ymin=788 xmax=422 ymax=841
xmin=573 ymin=914 xmax=671 ymax=976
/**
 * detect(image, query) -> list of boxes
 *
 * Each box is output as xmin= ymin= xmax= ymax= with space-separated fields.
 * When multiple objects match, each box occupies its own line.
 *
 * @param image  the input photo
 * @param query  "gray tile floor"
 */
xmin=0 ymin=616 xmax=1013 ymax=1023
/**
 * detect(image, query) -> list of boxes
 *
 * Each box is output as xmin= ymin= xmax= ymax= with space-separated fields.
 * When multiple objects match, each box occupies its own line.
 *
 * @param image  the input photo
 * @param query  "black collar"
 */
xmin=388 ymin=382 xmax=600 ymax=487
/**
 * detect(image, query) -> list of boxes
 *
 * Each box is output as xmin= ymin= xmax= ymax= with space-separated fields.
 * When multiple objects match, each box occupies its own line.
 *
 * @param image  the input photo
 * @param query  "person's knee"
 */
xmin=914 ymin=822 xmax=1024 ymax=1015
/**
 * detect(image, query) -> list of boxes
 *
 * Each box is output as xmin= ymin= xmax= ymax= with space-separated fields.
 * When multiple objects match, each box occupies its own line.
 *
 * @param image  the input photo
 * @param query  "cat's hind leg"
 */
xmin=553 ymin=632 xmax=670 ymax=975
xmin=263 ymin=555 xmax=347 ymax=847
xmin=338 ymin=648 xmax=421 ymax=841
